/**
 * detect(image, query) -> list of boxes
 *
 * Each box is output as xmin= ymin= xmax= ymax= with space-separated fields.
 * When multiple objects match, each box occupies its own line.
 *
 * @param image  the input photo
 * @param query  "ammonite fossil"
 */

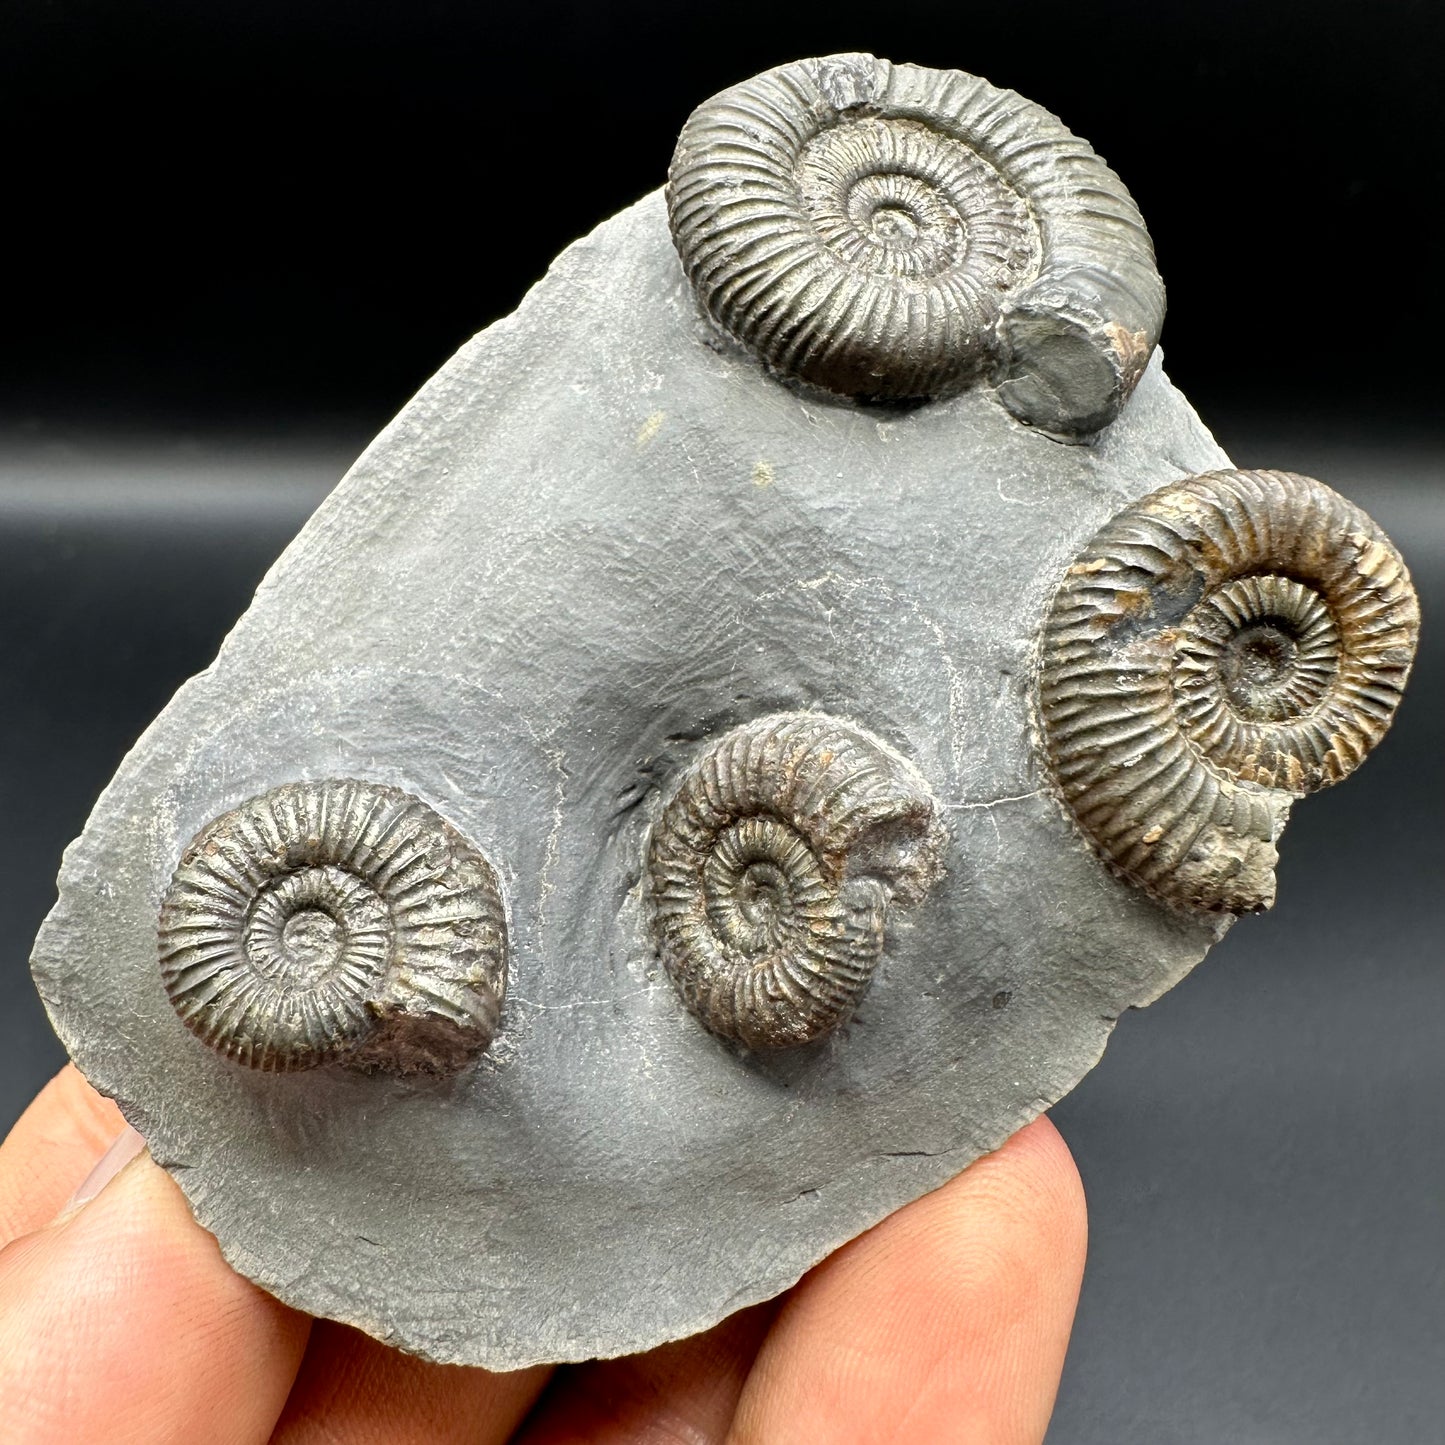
xmin=645 ymin=713 xmax=946 ymax=1050
xmin=666 ymin=52 xmax=1164 ymax=437
xmin=157 ymin=779 xmax=507 ymax=1074
xmin=1037 ymin=469 xmax=1419 ymax=913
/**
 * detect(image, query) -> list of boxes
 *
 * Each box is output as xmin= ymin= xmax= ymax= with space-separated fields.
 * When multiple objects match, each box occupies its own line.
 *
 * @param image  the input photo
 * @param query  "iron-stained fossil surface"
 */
xmin=1038 ymin=470 xmax=1416 ymax=914
xmin=31 ymin=55 xmax=1416 ymax=1368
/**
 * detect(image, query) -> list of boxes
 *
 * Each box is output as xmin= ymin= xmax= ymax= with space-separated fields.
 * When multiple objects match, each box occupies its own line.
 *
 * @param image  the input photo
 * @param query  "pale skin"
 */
xmin=0 ymin=1066 xmax=1086 ymax=1444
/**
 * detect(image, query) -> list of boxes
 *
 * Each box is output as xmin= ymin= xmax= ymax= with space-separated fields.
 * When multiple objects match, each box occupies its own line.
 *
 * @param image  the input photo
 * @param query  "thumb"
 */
xmin=0 ymin=1129 xmax=309 ymax=1445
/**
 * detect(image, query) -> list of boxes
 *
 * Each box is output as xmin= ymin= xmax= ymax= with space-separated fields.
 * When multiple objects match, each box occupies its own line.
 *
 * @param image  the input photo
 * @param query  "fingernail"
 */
xmin=55 ymin=1125 xmax=147 ymax=1221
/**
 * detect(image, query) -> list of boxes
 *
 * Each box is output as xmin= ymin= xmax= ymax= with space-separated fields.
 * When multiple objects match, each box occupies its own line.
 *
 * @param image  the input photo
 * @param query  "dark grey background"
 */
xmin=2 ymin=1 xmax=1441 ymax=1439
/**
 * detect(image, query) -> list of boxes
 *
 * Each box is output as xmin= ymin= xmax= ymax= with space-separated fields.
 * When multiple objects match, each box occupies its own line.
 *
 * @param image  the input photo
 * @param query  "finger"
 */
xmin=0 ymin=1148 xmax=310 ymax=1445
xmin=729 ymin=1116 xmax=1087 ymax=1445
xmin=269 ymin=1319 xmax=550 ymax=1445
xmin=0 ymin=1064 xmax=127 ymax=1247
xmin=514 ymin=1300 xmax=776 ymax=1445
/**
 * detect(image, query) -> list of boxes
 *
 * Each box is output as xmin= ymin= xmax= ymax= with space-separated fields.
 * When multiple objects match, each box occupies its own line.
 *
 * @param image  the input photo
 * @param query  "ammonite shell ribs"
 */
xmin=645 ymin=713 xmax=946 ymax=1049
xmin=666 ymin=52 xmax=1164 ymax=437
xmin=1038 ymin=469 xmax=1419 ymax=913
xmin=158 ymin=779 xmax=508 ymax=1074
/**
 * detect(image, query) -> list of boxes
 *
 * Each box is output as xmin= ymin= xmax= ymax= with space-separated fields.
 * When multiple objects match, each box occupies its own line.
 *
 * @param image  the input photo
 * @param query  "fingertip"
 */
xmin=0 ymin=1151 xmax=309 ymax=1444
xmin=271 ymin=1320 xmax=550 ymax=1445
xmin=944 ymin=1114 xmax=1089 ymax=1278
xmin=730 ymin=1115 xmax=1088 ymax=1445
xmin=811 ymin=1115 xmax=1087 ymax=1348
xmin=0 ymin=1066 xmax=128 ymax=1246
xmin=514 ymin=1300 xmax=776 ymax=1445
xmin=35 ymin=1065 xmax=125 ymax=1140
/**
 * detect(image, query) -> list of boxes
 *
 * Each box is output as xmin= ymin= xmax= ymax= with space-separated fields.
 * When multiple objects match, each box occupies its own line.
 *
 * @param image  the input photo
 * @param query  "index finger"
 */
xmin=728 ymin=1116 xmax=1087 ymax=1445
xmin=0 ymin=1064 xmax=127 ymax=1246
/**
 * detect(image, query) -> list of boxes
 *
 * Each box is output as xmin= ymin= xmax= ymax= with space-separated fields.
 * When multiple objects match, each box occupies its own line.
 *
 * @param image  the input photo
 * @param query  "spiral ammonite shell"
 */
xmin=1038 ymin=469 xmax=1419 ymax=914
xmin=157 ymin=779 xmax=507 ymax=1073
xmin=645 ymin=713 xmax=946 ymax=1050
xmin=665 ymin=52 xmax=1164 ymax=437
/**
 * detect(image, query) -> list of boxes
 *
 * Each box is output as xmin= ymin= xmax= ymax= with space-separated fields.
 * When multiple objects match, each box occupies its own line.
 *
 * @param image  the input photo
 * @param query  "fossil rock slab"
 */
xmin=31 ymin=189 xmax=1228 ymax=1365
xmin=29 ymin=57 xmax=1415 ymax=1369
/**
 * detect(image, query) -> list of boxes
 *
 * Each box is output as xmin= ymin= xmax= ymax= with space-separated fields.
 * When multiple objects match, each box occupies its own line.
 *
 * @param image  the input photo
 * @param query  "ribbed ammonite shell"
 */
xmin=665 ymin=52 xmax=1164 ymax=437
xmin=645 ymin=713 xmax=947 ymax=1050
xmin=1038 ymin=469 xmax=1419 ymax=914
xmin=157 ymin=779 xmax=507 ymax=1074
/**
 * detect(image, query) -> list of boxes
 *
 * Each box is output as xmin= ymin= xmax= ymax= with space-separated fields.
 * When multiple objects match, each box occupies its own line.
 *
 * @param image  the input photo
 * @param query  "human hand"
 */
xmin=0 ymin=1066 xmax=1085 ymax=1444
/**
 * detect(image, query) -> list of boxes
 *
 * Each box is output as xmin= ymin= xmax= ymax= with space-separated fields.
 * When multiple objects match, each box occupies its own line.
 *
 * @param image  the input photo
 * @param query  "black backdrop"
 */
xmin=4 ymin=0 xmax=1443 ymax=429
xmin=2 ymin=4 xmax=1443 ymax=1443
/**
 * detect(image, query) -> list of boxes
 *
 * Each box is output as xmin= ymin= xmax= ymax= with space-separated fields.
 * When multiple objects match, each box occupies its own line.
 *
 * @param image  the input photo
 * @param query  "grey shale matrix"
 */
xmin=32 ymin=54 xmax=1419 ymax=1367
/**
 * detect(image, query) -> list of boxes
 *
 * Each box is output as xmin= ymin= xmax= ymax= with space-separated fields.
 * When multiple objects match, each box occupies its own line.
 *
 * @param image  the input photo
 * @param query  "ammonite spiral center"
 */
xmin=703 ymin=816 xmax=817 ymax=958
xmin=838 ymin=171 xmax=962 ymax=276
xmin=1221 ymin=623 xmax=1301 ymax=709
xmin=734 ymin=864 xmax=786 ymax=934
xmin=863 ymin=201 xmax=921 ymax=244
xmin=797 ymin=118 xmax=1022 ymax=284
xmin=1175 ymin=575 xmax=1340 ymax=730
xmin=280 ymin=910 xmax=343 ymax=973
xmin=242 ymin=863 xmax=391 ymax=992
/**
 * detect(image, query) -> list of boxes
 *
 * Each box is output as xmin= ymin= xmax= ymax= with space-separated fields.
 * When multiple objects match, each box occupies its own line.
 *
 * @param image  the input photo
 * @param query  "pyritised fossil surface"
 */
xmin=667 ymin=53 xmax=1164 ymax=435
xmin=30 ymin=54 xmax=1417 ymax=1368
xmin=158 ymin=780 xmax=507 ymax=1074
xmin=646 ymin=713 xmax=947 ymax=1050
